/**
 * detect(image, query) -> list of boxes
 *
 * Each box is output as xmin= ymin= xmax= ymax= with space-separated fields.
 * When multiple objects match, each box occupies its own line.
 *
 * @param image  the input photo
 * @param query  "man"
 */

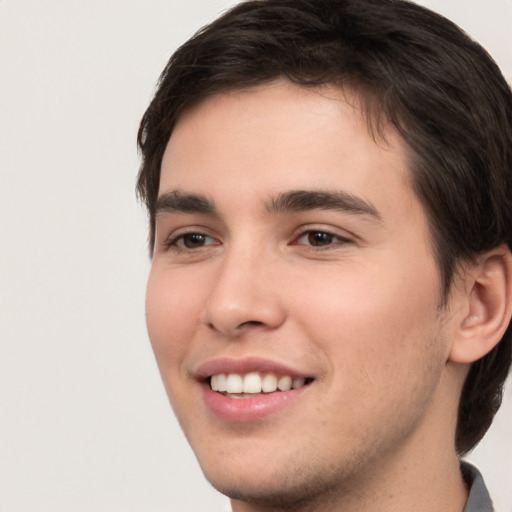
xmin=137 ymin=1 xmax=512 ymax=510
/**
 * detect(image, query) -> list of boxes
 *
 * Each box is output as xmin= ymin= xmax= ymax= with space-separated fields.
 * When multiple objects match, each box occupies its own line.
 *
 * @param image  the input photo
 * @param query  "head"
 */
xmin=138 ymin=0 xmax=512 ymax=494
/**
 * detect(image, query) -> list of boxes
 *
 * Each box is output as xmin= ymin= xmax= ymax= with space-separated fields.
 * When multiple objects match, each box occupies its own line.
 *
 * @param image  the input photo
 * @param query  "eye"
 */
xmin=295 ymin=230 xmax=350 ymax=248
xmin=167 ymin=232 xmax=218 ymax=250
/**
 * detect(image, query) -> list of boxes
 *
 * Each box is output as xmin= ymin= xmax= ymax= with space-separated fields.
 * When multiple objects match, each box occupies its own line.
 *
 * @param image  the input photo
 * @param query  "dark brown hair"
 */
xmin=137 ymin=0 xmax=512 ymax=454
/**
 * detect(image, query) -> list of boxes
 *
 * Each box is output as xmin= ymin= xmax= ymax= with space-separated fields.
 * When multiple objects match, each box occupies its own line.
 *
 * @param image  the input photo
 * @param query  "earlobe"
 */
xmin=449 ymin=246 xmax=512 ymax=364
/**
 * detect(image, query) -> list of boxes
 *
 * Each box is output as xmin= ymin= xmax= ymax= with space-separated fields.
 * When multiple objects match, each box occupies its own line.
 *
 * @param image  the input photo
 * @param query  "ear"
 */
xmin=449 ymin=245 xmax=512 ymax=364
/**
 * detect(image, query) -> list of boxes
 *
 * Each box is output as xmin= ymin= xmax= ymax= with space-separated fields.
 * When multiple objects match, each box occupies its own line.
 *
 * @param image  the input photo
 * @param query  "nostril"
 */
xmin=206 ymin=319 xmax=265 ymax=336
xmin=239 ymin=320 xmax=265 ymax=328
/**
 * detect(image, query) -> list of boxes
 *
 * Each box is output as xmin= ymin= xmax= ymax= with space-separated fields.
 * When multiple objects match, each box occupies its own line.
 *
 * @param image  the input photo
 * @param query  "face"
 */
xmin=146 ymin=81 xmax=456 ymax=508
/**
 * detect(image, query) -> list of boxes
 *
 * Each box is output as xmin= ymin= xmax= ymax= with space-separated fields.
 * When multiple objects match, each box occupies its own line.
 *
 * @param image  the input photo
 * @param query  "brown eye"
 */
xmin=181 ymin=233 xmax=209 ymax=248
xmin=295 ymin=230 xmax=350 ymax=248
xmin=165 ymin=232 xmax=218 ymax=251
xmin=307 ymin=231 xmax=334 ymax=246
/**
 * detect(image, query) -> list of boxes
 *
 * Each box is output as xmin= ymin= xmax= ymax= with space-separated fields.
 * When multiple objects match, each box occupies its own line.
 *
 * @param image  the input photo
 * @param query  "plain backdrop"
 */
xmin=0 ymin=1 xmax=511 ymax=511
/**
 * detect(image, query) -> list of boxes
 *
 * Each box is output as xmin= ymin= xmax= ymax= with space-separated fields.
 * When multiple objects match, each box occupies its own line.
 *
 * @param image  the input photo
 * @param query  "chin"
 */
xmin=196 ymin=444 xmax=351 ymax=510
xmin=204 ymin=469 xmax=319 ymax=509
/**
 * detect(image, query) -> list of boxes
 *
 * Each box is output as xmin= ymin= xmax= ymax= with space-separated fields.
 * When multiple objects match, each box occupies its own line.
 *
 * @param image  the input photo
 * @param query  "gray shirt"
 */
xmin=462 ymin=462 xmax=493 ymax=512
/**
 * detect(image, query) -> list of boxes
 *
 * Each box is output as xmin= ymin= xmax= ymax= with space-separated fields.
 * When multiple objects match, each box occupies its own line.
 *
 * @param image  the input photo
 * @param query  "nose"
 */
xmin=201 ymin=248 xmax=286 ymax=337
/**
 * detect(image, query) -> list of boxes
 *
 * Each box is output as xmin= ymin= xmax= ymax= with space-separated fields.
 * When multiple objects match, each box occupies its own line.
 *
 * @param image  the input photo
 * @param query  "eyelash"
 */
xmin=294 ymin=229 xmax=351 ymax=249
xmin=164 ymin=232 xmax=218 ymax=252
xmin=163 ymin=228 xmax=351 ymax=253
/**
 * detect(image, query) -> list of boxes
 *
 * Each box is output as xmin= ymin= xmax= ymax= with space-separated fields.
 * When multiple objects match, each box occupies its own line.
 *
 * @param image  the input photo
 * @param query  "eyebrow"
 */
xmin=266 ymin=190 xmax=382 ymax=221
xmin=155 ymin=188 xmax=381 ymax=222
xmin=155 ymin=190 xmax=217 ymax=216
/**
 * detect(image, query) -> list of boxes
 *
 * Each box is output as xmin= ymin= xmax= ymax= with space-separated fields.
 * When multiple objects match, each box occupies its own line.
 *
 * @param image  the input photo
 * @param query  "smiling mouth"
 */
xmin=208 ymin=372 xmax=314 ymax=398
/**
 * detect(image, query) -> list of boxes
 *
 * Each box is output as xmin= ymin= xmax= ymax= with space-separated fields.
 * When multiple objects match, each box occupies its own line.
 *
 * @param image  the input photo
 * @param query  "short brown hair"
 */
xmin=137 ymin=0 xmax=512 ymax=454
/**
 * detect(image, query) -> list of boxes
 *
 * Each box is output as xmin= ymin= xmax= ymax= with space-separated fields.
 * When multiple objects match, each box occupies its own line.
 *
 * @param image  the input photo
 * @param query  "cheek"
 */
xmin=296 ymin=263 xmax=447 ymax=447
xmin=295 ymin=257 xmax=443 ymax=382
xmin=145 ymin=266 xmax=203 ymax=371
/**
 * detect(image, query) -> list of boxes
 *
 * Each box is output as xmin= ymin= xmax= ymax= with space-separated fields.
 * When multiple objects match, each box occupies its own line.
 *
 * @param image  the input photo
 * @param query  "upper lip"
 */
xmin=194 ymin=357 xmax=312 ymax=380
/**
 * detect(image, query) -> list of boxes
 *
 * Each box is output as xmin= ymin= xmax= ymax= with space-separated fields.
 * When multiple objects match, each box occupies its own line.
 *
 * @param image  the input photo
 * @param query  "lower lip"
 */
xmin=201 ymin=383 xmax=309 ymax=423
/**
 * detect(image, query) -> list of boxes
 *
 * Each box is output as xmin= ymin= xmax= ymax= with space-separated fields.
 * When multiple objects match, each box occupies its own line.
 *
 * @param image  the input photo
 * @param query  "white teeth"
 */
xmin=261 ymin=373 xmax=277 ymax=392
xmin=210 ymin=372 xmax=309 ymax=394
xmin=214 ymin=374 xmax=227 ymax=392
xmin=226 ymin=374 xmax=243 ymax=394
xmin=243 ymin=372 xmax=262 ymax=393
xmin=277 ymin=376 xmax=292 ymax=391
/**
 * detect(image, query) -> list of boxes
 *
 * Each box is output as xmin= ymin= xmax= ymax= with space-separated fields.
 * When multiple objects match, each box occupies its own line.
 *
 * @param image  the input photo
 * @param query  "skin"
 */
xmin=145 ymin=81 xmax=471 ymax=512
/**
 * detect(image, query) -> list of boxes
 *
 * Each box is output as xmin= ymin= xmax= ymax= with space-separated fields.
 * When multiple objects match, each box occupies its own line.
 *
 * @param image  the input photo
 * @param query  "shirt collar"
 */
xmin=461 ymin=462 xmax=494 ymax=512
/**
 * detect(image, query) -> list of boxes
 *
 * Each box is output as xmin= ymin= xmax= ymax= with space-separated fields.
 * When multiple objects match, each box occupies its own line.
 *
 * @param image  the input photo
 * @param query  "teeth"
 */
xmin=292 ymin=377 xmax=306 ymax=389
xmin=262 ymin=374 xmax=277 ymax=392
xmin=277 ymin=375 xmax=292 ymax=391
xmin=243 ymin=372 xmax=262 ymax=393
xmin=209 ymin=372 xmax=310 ymax=394
xmin=226 ymin=374 xmax=243 ymax=394
xmin=211 ymin=374 xmax=227 ymax=392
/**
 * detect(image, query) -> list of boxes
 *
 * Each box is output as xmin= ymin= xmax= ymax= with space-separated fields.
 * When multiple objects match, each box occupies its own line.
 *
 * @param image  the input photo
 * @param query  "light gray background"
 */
xmin=0 ymin=1 xmax=510 ymax=511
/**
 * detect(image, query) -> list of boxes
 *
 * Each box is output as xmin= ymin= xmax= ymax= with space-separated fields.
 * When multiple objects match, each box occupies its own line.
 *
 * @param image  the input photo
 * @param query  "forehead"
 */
xmin=159 ymin=80 xmax=415 ymax=219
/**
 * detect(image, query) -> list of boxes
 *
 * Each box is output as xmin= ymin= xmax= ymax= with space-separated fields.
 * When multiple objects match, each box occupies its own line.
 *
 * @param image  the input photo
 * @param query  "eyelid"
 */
xmin=291 ymin=224 xmax=354 ymax=244
xmin=174 ymin=233 xmax=218 ymax=249
xmin=294 ymin=231 xmax=352 ymax=251
xmin=161 ymin=226 xmax=221 ymax=251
